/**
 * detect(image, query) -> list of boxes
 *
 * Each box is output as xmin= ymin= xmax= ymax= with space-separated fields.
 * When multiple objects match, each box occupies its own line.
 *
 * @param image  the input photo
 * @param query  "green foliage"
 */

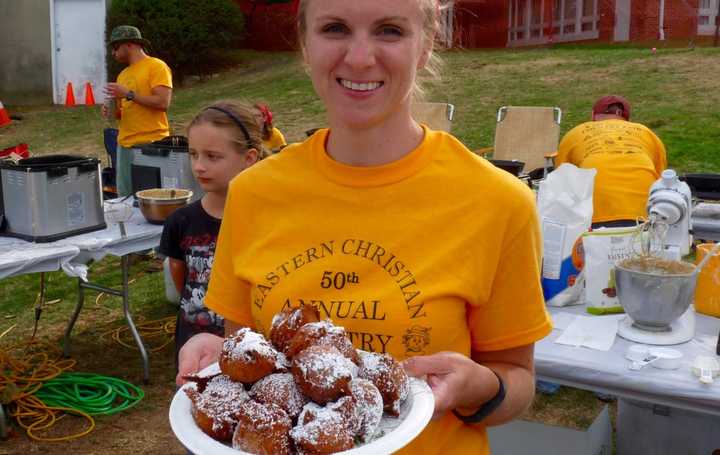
xmin=106 ymin=0 xmax=245 ymax=84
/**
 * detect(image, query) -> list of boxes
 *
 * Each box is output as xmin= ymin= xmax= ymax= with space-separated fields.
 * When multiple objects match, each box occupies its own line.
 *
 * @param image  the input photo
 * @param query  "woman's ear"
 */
xmin=244 ymin=148 xmax=260 ymax=167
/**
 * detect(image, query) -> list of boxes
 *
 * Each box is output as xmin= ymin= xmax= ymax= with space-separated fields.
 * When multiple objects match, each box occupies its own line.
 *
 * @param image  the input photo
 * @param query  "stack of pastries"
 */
xmin=184 ymin=305 xmax=410 ymax=455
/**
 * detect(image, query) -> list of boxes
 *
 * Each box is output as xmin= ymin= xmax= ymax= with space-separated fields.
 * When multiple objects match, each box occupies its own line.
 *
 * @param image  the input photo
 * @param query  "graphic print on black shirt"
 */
xmin=159 ymin=200 xmax=224 ymax=328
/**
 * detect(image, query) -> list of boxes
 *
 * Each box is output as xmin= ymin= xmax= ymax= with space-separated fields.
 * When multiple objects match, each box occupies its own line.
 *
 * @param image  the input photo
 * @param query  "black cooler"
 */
xmin=0 ymin=155 xmax=106 ymax=242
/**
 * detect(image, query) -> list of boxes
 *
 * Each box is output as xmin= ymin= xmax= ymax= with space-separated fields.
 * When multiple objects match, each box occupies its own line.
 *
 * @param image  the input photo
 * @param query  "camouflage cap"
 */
xmin=109 ymin=25 xmax=150 ymax=47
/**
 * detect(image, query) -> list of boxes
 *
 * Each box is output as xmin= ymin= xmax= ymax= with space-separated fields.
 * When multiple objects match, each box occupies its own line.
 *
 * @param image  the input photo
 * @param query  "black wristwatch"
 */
xmin=125 ymin=90 xmax=136 ymax=101
xmin=452 ymin=370 xmax=506 ymax=424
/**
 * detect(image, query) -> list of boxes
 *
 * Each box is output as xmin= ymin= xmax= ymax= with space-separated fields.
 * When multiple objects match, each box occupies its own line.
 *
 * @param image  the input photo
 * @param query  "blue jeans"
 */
xmin=116 ymin=144 xmax=134 ymax=197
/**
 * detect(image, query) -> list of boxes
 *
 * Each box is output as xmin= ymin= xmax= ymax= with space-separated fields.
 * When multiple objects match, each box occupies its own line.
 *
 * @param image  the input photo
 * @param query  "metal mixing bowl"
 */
xmin=135 ymin=188 xmax=193 ymax=225
xmin=615 ymin=257 xmax=697 ymax=332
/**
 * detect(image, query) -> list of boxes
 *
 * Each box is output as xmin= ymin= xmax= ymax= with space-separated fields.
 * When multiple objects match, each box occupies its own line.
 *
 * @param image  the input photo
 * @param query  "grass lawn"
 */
xmin=2 ymin=46 xmax=720 ymax=171
xmin=1 ymin=45 xmax=718 ymax=451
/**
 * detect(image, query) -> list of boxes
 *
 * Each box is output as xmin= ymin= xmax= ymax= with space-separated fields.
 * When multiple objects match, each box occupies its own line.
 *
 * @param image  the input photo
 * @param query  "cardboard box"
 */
xmin=488 ymin=405 xmax=612 ymax=455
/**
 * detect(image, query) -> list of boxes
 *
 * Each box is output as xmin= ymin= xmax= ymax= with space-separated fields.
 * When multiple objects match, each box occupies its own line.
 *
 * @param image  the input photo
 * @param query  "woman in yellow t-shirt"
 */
xmin=177 ymin=1 xmax=552 ymax=454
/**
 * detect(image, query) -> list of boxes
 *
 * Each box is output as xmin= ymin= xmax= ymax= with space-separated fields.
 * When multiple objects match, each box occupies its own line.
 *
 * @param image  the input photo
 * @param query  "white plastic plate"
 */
xmin=169 ymin=363 xmax=434 ymax=455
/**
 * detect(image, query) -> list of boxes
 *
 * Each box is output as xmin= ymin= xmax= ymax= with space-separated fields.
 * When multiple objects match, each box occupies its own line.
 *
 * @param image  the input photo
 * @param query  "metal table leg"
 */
xmin=63 ymin=278 xmax=85 ymax=357
xmin=0 ymin=404 xmax=8 ymax=439
xmin=119 ymin=255 xmax=150 ymax=384
xmin=63 ymin=255 xmax=150 ymax=383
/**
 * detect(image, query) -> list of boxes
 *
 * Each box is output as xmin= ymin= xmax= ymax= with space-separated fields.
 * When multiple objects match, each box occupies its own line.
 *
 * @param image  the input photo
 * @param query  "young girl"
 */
xmin=179 ymin=2 xmax=552 ymax=454
xmin=159 ymin=101 xmax=266 ymax=365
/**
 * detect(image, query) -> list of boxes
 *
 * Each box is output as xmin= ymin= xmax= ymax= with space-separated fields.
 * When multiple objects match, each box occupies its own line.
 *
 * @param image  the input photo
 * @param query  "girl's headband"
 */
xmin=205 ymin=106 xmax=253 ymax=150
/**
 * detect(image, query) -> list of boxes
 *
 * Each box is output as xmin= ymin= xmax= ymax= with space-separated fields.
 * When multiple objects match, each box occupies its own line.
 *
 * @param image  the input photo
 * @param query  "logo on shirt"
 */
xmin=402 ymin=325 xmax=432 ymax=355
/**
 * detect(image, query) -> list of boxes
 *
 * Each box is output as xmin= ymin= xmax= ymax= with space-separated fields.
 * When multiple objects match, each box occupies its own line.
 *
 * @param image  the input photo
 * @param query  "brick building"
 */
xmin=231 ymin=0 xmax=719 ymax=51
xmin=453 ymin=0 xmax=719 ymax=47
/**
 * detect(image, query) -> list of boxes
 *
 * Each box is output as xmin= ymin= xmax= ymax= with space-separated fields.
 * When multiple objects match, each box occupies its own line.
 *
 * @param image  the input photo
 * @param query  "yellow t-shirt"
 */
xmin=206 ymin=127 xmax=552 ymax=455
xmin=263 ymin=127 xmax=287 ymax=152
xmin=556 ymin=119 xmax=667 ymax=223
xmin=116 ymin=56 xmax=173 ymax=147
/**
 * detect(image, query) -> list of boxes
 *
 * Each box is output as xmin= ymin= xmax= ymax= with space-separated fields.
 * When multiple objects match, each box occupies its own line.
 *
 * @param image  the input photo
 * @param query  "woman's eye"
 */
xmin=321 ymin=22 xmax=348 ymax=34
xmin=208 ymin=154 xmax=219 ymax=161
xmin=378 ymin=26 xmax=403 ymax=37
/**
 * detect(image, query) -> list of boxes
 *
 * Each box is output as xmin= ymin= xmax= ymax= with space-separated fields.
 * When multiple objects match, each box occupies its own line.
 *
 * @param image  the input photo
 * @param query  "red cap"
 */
xmin=592 ymin=95 xmax=631 ymax=120
xmin=255 ymin=103 xmax=273 ymax=127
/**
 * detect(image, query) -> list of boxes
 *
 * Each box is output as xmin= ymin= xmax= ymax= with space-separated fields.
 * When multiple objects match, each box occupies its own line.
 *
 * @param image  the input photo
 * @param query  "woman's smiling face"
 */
xmin=302 ymin=0 xmax=431 ymax=129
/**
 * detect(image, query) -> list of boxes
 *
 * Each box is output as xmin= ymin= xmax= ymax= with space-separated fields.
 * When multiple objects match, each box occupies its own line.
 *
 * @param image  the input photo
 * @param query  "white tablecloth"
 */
xmin=0 ymin=204 xmax=162 ymax=280
xmin=0 ymin=239 xmax=79 ymax=279
xmin=537 ymin=305 xmax=720 ymax=416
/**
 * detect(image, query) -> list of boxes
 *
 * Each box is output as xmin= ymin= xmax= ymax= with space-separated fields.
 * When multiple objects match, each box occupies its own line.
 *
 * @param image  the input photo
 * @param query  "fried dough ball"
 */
xmin=184 ymin=375 xmax=249 ymax=442
xmin=291 ymin=401 xmax=355 ymax=454
xmin=270 ymin=305 xmax=321 ymax=353
xmin=232 ymin=400 xmax=293 ymax=455
xmin=292 ymin=345 xmax=357 ymax=404
xmin=358 ymin=351 xmax=410 ymax=416
xmin=347 ymin=378 xmax=384 ymax=442
xmin=249 ymin=372 xmax=308 ymax=419
xmin=219 ymin=327 xmax=288 ymax=384
xmin=286 ymin=320 xmax=360 ymax=365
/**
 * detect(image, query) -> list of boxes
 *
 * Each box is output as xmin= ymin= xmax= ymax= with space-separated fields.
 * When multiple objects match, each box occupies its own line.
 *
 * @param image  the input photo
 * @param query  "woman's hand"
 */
xmin=176 ymin=333 xmax=224 ymax=386
xmin=402 ymin=352 xmax=500 ymax=420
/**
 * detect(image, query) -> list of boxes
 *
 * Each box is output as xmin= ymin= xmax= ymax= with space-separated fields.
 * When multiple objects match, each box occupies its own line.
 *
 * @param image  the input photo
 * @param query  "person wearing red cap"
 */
xmin=254 ymin=103 xmax=287 ymax=152
xmin=556 ymin=95 xmax=667 ymax=227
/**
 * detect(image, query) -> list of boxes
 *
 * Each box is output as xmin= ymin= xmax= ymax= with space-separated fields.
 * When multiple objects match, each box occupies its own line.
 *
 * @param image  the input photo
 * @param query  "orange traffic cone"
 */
xmin=0 ymin=101 xmax=11 ymax=127
xmin=84 ymin=82 xmax=96 ymax=105
xmin=65 ymin=82 xmax=76 ymax=107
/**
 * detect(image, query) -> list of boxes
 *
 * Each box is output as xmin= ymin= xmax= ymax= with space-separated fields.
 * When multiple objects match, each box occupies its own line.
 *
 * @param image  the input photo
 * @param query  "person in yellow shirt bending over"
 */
xmin=557 ymin=95 xmax=667 ymax=228
xmin=103 ymin=25 xmax=173 ymax=197
xmin=176 ymin=1 xmax=552 ymax=454
xmin=254 ymin=102 xmax=287 ymax=152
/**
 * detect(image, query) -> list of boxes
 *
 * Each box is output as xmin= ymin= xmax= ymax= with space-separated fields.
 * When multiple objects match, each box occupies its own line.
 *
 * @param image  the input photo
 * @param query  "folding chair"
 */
xmin=411 ymin=102 xmax=456 ymax=132
xmin=477 ymin=106 xmax=562 ymax=178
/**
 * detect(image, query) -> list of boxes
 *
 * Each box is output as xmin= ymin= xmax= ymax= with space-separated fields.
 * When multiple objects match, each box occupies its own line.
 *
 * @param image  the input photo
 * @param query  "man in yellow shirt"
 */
xmin=103 ymin=26 xmax=173 ymax=196
xmin=556 ymin=95 xmax=667 ymax=227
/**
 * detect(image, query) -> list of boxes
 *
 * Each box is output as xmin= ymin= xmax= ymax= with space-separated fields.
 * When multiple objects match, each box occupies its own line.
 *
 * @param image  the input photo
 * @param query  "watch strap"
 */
xmin=452 ymin=370 xmax=506 ymax=424
xmin=126 ymin=90 xmax=135 ymax=101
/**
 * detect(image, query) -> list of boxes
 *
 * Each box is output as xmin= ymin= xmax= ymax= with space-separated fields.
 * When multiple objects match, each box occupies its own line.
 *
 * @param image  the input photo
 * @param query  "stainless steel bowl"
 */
xmin=615 ymin=257 xmax=697 ymax=332
xmin=135 ymin=188 xmax=193 ymax=225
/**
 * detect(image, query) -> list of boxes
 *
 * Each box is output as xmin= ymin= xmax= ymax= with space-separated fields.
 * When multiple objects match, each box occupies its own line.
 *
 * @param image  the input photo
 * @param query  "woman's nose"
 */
xmin=344 ymin=34 xmax=376 ymax=69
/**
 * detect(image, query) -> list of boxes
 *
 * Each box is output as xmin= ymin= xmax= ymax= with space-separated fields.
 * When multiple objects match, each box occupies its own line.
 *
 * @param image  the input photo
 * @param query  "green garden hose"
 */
xmin=35 ymin=372 xmax=144 ymax=416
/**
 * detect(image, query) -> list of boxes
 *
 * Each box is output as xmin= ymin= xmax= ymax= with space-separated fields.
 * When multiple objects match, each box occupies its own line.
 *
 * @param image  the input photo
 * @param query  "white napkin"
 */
xmin=555 ymin=315 xmax=622 ymax=351
xmin=551 ymin=312 xmax=577 ymax=331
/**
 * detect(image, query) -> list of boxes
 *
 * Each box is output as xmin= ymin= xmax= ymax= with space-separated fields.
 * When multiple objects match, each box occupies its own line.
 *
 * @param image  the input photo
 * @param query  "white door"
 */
xmin=614 ymin=0 xmax=631 ymax=41
xmin=698 ymin=0 xmax=719 ymax=35
xmin=52 ymin=0 xmax=107 ymax=104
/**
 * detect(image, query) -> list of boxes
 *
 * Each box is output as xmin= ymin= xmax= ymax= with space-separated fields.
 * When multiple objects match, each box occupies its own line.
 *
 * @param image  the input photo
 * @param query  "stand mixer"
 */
xmin=616 ymin=169 xmax=695 ymax=345
xmin=646 ymin=169 xmax=693 ymax=258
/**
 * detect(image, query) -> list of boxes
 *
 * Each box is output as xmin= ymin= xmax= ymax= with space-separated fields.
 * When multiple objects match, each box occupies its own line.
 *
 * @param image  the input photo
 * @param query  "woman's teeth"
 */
xmin=340 ymin=79 xmax=382 ymax=91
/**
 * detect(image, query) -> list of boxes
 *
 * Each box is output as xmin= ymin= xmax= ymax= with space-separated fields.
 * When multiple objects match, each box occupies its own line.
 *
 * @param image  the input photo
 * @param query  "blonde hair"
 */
xmin=187 ymin=101 xmax=269 ymax=159
xmin=296 ymin=0 xmax=448 ymax=100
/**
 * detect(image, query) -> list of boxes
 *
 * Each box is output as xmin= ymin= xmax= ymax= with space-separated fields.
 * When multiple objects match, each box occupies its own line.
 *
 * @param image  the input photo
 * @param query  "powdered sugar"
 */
xmin=359 ymin=352 xmax=409 ymax=416
xmin=191 ymin=375 xmax=249 ymax=432
xmin=249 ymin=373 xmax=308 ymax=418
xmin=349 ymin=379 xmax=384 ymax=442
xmin=290 ymin=400 xmax=354 ymax=451
xmin=295 ymin=346 xmax=358 ymax=388
xmin=224 ymin=327 xmax=288 ymax=369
